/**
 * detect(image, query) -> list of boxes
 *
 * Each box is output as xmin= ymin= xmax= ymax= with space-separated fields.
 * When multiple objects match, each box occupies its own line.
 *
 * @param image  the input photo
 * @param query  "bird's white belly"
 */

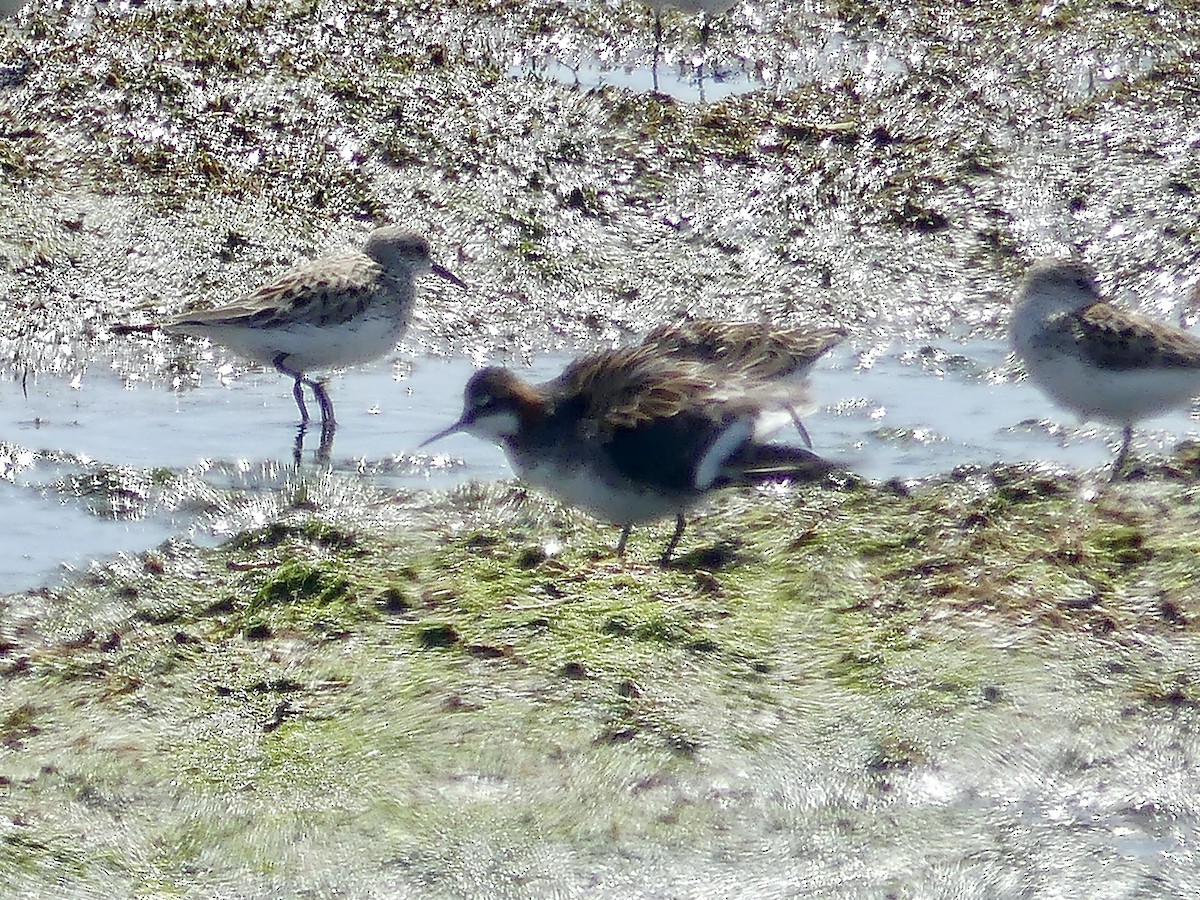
xmin=518 ymin=456 xmax=688 ymax=526
xmin=172 ymin=313 xmax=408 ymax=372
xmin=1027 ymin=351 xmax=1200 ymax=424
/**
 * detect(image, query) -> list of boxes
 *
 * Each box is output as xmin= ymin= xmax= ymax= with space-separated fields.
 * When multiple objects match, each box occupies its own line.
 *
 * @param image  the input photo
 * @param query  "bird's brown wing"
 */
xmin=551 ymin=345 xmax=820 ymax=493
xmin=550 ymin=345 xmax=725 ymax=439
xmin=1039 ymin=303 xmax=1200 ymax=371
xmin=164 ymin=254 xmax=384 ymax=331
xmin=642 ymin=319 xmax=845 ymax=380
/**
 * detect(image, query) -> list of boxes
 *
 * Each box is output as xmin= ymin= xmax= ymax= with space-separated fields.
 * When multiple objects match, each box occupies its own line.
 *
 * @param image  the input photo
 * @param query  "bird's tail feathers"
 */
xmin=732 ymin=443 xmax=846 ymax=484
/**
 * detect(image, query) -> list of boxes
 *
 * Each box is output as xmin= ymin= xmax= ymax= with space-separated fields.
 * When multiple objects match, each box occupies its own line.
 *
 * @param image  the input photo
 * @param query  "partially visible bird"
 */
xmin=1010 ymin=258 xmax=1200 ymax=479
xmin=638 ymin=318 xmax=845 ymax=447
xmin=113 ymin=226 xmax=465 ymax=429
xmin=423 ymin=344 xmax=841 ymax=564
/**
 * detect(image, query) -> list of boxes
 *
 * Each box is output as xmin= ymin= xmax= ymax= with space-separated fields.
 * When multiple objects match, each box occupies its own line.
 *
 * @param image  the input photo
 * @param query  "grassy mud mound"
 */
xmin=3 ymin=465 xmax=1200 ymax=896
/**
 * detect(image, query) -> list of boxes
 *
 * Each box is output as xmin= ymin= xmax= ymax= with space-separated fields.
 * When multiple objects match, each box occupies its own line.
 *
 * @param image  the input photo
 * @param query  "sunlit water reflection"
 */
xmin=2 ymin=339 xmax=1197 ymax=590
xmin=511 ymin=28 xmax=912 ymax=102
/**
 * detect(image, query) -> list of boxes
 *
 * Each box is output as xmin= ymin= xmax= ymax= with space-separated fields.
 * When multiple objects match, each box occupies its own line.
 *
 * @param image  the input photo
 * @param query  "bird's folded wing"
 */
xmin=1045 ymin=304 xmax=1200 ymax=371
xmin=165 ymin=256 xmax=382 ymax=330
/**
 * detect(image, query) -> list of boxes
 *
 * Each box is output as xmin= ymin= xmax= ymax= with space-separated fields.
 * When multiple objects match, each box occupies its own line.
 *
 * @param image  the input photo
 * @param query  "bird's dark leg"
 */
xmin=652 ymin=10 xmax=663 ymax=93
xmin=659 ymin=513 xmax=687 ymax=566
xmin=291 ymin=380 xmax=310 ymax=422
xmin=697 ymin=12 xmax=711 ymax=89
xmin=1111 ymin=424 xmax=1134 ymax=482
xmin=789 ymin=409 xmax=814 ymax=450
xmin=273 ymin=353 xmax=310 ymax=424
xmin=305 ymin=377 xmax=337 ymax=427
xmin=616 ymin=524 xmax=633 ymax=558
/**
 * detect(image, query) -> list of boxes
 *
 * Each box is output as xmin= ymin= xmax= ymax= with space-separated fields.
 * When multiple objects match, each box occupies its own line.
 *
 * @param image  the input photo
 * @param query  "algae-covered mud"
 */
xmin=4 ymin=471 xmax=1200 ymax=897
xmin=1 ymin=0 xmax=1200 ymax=895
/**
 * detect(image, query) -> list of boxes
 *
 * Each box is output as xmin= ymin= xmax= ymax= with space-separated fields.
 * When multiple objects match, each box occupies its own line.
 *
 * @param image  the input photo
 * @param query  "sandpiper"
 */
xmin=423 ymin=345 xmax=841 ymax=564
xmin=114 ymin=226 xmax=464 ymax=429
xmin=1010 ymin=258 xmax=1200 ymax=479
xmin=638 ymin=318 xmax=844 ymax=447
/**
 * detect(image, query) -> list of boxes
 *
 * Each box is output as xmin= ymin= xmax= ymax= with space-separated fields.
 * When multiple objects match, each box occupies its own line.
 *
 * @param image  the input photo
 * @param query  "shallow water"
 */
xmin=513 ymin=23 xmax=910 ymax=102
xmin=515 ymin=53 xmax=763 ymax=104
xmin=2 ymin=339 xmax=1197 ymax=591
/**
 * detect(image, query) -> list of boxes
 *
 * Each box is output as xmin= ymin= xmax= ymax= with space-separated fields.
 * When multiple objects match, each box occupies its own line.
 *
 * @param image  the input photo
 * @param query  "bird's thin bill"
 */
xmin=432 ymin=263 xmax=467 ymax=289
xmin=419 ymin=418 xmax=467 ymax=448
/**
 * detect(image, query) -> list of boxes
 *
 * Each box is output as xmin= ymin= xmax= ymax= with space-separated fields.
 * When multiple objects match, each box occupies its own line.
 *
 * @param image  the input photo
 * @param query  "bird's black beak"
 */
xmin=420 ymin=414 xmax=470 ymax=448
xmin=432 ymin=262 xmax=467 ymax=289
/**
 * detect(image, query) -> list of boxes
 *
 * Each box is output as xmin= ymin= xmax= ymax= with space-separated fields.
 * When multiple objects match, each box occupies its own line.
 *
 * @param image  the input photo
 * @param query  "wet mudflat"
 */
xmin=1 ymin=0 xmax=1200 ymax=896
xmin=5 ymin=340 xmax=1199 ymax=591
xmin=4 ymin=466 xmax=1200 ymax=898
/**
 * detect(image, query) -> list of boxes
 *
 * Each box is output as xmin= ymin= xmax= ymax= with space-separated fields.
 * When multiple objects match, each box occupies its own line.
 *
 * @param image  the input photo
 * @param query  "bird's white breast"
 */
xmin=1024 ymin=349 xmax=1200 ymax=424
xmin=516 ymin=454 xmax=688 ymax=526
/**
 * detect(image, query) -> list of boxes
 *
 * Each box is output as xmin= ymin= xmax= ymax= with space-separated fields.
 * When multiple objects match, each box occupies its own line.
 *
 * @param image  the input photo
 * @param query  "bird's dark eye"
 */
xmin=471 ymin=392 xmax=492 ymax=410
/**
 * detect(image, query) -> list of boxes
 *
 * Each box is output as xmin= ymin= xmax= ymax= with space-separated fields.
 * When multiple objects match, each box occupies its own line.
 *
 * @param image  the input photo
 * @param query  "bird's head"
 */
xmin=364 ymin=226 xmax=466 ymax=288
xmin=421 ymin=367 xmax=538 ymax=447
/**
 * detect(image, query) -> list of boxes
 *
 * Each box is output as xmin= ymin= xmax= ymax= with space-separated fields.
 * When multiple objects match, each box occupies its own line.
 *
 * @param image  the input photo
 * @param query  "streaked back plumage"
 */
xmin=641 ymin=319 xmax=844 ymax=383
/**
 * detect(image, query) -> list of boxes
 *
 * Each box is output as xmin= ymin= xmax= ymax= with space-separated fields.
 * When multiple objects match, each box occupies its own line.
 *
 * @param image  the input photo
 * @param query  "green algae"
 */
xmin=5 ymin=463 xmax=1200 ymax=894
